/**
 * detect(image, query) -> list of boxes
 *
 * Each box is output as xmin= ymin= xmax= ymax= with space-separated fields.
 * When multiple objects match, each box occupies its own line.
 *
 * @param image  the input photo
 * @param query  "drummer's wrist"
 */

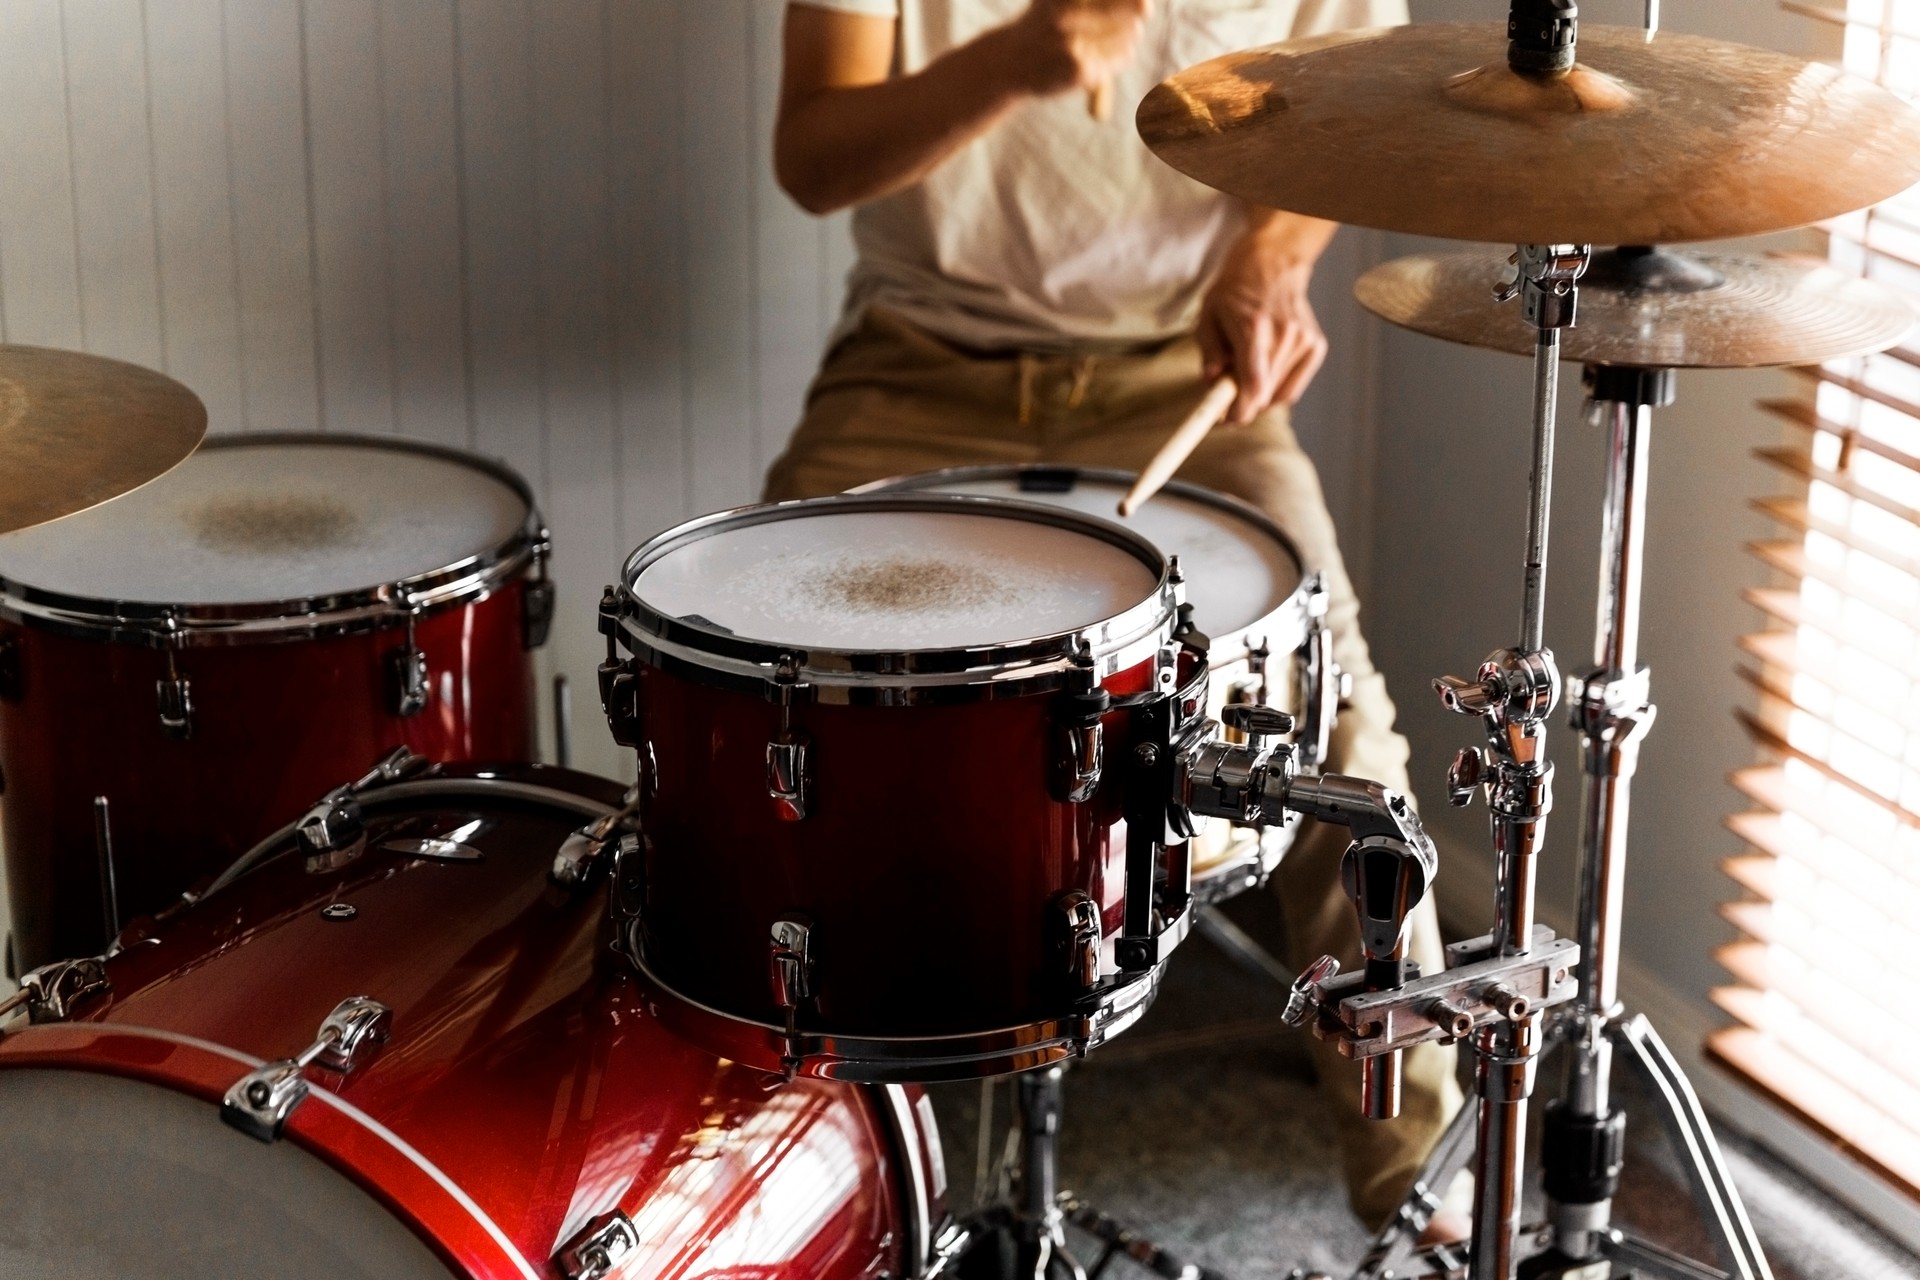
xmin=973 ymin=22 xmax=1070 ymax=101
xmin=1238 ymin=208 xmax=1337 ymax=275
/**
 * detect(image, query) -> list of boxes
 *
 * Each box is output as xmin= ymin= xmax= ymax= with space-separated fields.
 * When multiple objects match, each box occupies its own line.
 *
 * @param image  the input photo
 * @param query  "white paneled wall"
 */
xmin=0 ymin=0 xmax=857 ymax=782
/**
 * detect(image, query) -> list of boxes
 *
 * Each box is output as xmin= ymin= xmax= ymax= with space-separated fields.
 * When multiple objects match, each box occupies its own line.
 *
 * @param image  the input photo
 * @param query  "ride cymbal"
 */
xmin=1354 ymin=247 xmax=1917 ymax=369
xmin=1138 ymin=24 xmax=1920 ymax=246
xmin=0 ymin=346 xmax=207 ymax=534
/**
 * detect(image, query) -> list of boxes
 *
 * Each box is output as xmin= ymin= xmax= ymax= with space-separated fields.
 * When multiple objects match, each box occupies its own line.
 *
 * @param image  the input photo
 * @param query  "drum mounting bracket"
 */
xmin=384 ymin=593 xmax=430 ymax=718
xmin=556 ymin=1211 xmax=640 ymax=1280
xmin=766 ymin=654 xmax=816 ymax=822
xmin=155 ymin=613 xmax=194 ymax=739
xmin=551 ymin=789 xmax=642 ymax=890
xmin=1292 ymin=927 xmax=1580 ymax=1060
xmin=0 ymin=956 xmax=111 ymax=1028
xmin=221 ymin=995 xmax=392 ymax=1143
xmin=1116 ymin=683 xmax=1200 ymax=973
xmin=1052 ymin=648 xmax=1111 ymax=804
xmin=770 ymin=914 xmax=817 ymax=1077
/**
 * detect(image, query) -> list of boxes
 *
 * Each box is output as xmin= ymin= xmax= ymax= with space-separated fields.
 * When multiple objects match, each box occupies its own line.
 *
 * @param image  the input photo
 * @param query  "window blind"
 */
xmin=1711 ymin=0 xmax=1920 ymax=1200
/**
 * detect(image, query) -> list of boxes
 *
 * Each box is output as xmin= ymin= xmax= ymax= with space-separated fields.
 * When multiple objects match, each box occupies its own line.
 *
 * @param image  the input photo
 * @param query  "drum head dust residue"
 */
xmin=635 ymin=508 xmax=1159 ymax=650
xmin=189 ymin=494 xmax=362 ymax=555
xmin=928 ymin=476 xmax=1301 ymax=644
xmin=0 ymin=439 xmax=527 ymax=605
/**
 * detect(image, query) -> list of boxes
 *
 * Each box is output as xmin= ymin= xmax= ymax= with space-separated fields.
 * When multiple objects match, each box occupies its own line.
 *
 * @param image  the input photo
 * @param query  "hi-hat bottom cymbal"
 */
xmin=1355 ymin=246 xmax=1916 ymax=370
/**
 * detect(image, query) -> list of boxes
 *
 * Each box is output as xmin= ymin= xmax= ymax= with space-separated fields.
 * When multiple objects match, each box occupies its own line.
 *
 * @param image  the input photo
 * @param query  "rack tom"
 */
xmin=0 ymin=434 xmax=552 ymax=968
xmin=861 ymin=467 xmax=1336 ymax=905
xmin=600 ymin=494 xmax=1198 ymax=1080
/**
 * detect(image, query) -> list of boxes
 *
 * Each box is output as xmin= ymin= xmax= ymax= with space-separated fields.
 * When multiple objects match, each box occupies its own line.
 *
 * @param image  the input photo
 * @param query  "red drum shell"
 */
xmin=635 ymin=655 xmax=1153 ymax=1037
xmin=612 ymin=494 xmax=1182 ymax=1071
xmin=0 ymin=432 xmax=547 ymax=969
xmin=0 ymin=766 xmax=919 ymax=1280
xmin=0 ymin=587 xmax=535 ymax=968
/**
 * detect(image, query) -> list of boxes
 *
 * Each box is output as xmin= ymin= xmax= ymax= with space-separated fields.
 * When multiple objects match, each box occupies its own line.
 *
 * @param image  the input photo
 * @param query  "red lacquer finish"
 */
xmin=634 ymin=656 xmax=1154 ymax=1038
xmin=0 ymin=585 xmax=535 ymax=968
xmin=0 ymin=766 xmax=919 ymax=1280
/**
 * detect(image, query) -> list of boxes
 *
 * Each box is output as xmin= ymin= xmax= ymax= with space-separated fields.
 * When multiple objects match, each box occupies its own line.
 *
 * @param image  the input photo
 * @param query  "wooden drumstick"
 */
xmin=1118 ymin=375 xmax=1238 ymax=517
xmin=1088 ymin=79 xmax=1114 ymax=120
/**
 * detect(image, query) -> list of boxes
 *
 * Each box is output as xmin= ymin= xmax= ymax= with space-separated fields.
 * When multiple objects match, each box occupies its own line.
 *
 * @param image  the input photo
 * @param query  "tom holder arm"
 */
xmin=1177 ymin=706 xmax=1582 ymax=1121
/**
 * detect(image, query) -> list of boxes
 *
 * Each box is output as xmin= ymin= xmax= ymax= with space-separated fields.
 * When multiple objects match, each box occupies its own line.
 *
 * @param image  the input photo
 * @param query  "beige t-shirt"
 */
xmin=796 ymin=0 xmax=1406 ymax=351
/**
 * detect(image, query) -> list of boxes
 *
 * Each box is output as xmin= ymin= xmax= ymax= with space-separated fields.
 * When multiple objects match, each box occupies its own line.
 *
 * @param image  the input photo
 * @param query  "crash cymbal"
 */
xmin=1137 ymin=24 xmax=1920 ymax=246
xmin=0 ymin=346 xmax=207 ymax=534
xmin=1354 ymin=246 xmax=1917 ymax=369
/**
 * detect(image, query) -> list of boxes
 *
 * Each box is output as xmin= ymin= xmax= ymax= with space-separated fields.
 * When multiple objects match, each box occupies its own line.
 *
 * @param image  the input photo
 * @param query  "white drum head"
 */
xmin=0 ymin=1069 xmax=455 ymax=1278
xmin=0 ymin=437 xmax=528 ymax=606
xmin=634 ymin=503 xmax=1161 ymax=651
xmin=906 ymin=473 xmax=1302 ymax=654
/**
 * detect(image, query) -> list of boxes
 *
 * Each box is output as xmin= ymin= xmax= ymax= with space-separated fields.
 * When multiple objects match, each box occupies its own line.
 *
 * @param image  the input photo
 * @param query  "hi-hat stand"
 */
xmin=1343 ymin=363 xmax=1776 ymax=1280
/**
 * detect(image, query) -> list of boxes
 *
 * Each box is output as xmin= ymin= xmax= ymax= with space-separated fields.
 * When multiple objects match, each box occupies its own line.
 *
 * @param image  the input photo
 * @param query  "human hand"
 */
xmin=1002 ymin=0 xmax=1151 ymax=98
xmin=1196 ymin=222 xmax=1332 ymax=423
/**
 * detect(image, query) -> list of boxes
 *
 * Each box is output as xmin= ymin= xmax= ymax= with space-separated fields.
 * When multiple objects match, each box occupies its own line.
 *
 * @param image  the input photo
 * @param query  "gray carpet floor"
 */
xmin=924 ymin=894 xmax=1918 ymax=1280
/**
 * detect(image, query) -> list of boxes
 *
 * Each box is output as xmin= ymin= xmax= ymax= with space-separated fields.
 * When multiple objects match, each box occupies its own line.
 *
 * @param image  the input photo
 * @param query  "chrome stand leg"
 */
xmin=1195 ymin=906 xmax=1297 ymax=991
xmin=1605 ymin=1017 xmax=1771 ymax=1280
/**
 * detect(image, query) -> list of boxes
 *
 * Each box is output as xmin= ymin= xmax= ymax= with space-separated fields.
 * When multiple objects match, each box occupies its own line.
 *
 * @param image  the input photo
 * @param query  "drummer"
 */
xmin=764 ymin=0 xmax=1460 ymax=1236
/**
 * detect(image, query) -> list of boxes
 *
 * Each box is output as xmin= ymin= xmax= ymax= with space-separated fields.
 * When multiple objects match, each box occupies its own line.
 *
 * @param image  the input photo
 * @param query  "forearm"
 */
xmin=1238 ymin=206 xmax=1340 ymax=273
xmin=776 ymin=25 xmax=1033 ymax=215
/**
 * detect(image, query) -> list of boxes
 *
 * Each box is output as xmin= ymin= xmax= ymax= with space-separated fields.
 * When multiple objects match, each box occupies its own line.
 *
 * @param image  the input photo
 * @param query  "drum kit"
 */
xmin=0 ymin=5 xmax=1915 ymax=1280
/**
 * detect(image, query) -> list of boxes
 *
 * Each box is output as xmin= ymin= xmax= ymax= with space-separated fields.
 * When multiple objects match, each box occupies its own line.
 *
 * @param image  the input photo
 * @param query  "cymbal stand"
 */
xmin=1523 ymin=367 xmax=1772 ymax=1280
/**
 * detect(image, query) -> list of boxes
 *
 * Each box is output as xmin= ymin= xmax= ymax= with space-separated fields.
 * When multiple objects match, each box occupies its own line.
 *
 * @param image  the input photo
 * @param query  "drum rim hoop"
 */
xmin=0 ymin=1029 xmax=542 ymax=1279
xmin=192 ymin=766 xmax=625 ymax=906
xmin=0 ymin=433 xmax=548 ymax=648
xmin=624 ymin=943 xmax=1163 ymax=1083
xmin=856 ymin=464 xmax=1319 ymax=664
xmin=615 ymin=493 xmax=1180 ymax=701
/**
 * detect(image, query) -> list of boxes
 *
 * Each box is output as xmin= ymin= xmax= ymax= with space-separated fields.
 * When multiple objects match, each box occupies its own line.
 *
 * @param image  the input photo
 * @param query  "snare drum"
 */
xmin=0 ymin=434 xmax=551 ymax=968
xmin=0 ymin=765 xmax=941 ymax=1280
xmin=860 ymin=467 xmax=1336 ymax=905
xmin=600 ymin=493 xmax=1199 ymax=1080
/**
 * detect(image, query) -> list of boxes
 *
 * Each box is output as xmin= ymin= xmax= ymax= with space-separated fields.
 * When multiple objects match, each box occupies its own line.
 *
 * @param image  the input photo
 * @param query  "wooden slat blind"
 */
xmin=1716 ymin=0 xmax=1920 ymax=1201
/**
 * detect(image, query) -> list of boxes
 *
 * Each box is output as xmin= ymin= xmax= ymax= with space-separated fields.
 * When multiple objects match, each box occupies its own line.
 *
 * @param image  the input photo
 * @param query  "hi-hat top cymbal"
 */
xmin=1355 ymin=246 xmax=1917 ymax=369
xmin=0 ymin=346 xmax=207 ymax=534
xmin=1138 ymin=24 xmax=1920 ymax=246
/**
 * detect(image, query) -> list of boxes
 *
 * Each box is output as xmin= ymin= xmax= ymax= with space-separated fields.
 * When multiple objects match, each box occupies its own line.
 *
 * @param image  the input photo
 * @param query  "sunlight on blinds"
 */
xmin=1713 ymin=0 xmax=1920 ymax=1198
xmin=1712 ymin=0 xmax=1920 ymax=1205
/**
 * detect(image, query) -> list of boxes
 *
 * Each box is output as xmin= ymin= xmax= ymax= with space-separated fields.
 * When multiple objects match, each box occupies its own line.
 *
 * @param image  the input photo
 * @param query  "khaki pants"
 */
xmin=766 ymin=309 xmax=1462 ymax=1229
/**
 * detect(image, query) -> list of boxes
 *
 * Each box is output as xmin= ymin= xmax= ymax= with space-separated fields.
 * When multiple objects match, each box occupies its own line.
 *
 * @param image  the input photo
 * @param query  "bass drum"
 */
xmin=0 ymin=765 xmax=947 ymax=1280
